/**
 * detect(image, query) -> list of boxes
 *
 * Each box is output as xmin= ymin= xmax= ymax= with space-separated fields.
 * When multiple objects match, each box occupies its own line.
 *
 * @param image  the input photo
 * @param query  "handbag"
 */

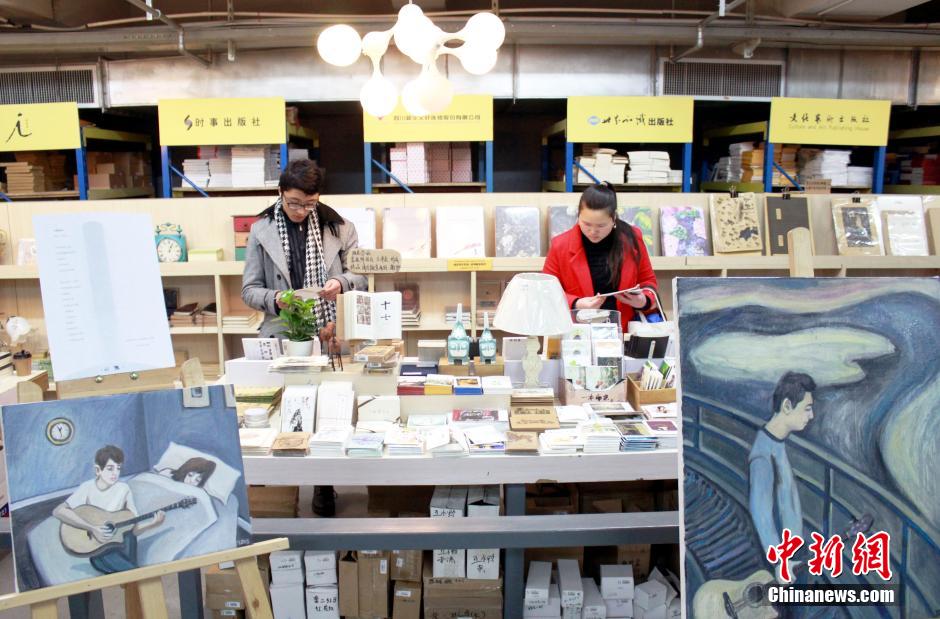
xmin=625 ymin=287 xmax=674 ymax=358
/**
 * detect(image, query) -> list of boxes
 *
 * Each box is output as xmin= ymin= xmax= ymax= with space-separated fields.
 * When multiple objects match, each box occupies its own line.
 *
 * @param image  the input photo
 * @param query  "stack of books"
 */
xmin=271 ymin=432 xmax=310 ymax=456
xmin=616 ymin=421 xmax=658 ymax=451
xmin=345 ymin=433 xmax=385 ymax=458
xmin=481 ymin=376 xmax=513 ymax=395
xmin=799 ymin=149 xmax=852 ymax=186
xmin=847 ymin=166 xmax=874 ymax=187
xmin=579 ymin=419 xmax=623 ymax=454
xmin=169 ymin=303 xmax=201 ymax=327
xmin=222 ymin=311 xmax=263 ymax=331
xmin=428 ymin=427 xmax=470 ymax=458
xmin=239 ymin=427 xmax=278 ymax=456
xmin=181 ymin=159 xmax=210 ymax=187
xmin=397 ymin=376 xmax=427 ymax=395
xmin=510 ymin=388 xmax=554 ymax=409
xmin=555 ymin=405 xmax=590 ymax=428
xmin=539 ymin=429 xmax=584 ymax=454
xmin=268 ymin=356 xmax=330 ymax=373
xmin=444 ymin=306 xmax=472 ymax=330
xmin=396 ymin=283 xmax=421 ymax=328
xmin=727 ymin=141 xmax=754 ymax=182
xmin=309 ymin=428 xmax=352 ymax=457
xmin=1 ymin=162 xmax=46 ymax=193
xmin=18 ymin=152 xmax=69 ymax=190
xmin=645 ymin=419 xmax=679 ymax=449
xmin=384 ymin=426 xmax=424 ymax=456
xmin=626 ymin=151 xmax=671 ymax=185
xmin=463 ymin=425 xmax=507 ymax=455
xmin=712 ymin=156 xmax=735 ymax=182
xmin=208 ymin=156 xmax=233 ymax=187
xmin=0 ymin=350 xmax=13 ymax=377
xmin=231 ymin=146 xmax=267 ymax=187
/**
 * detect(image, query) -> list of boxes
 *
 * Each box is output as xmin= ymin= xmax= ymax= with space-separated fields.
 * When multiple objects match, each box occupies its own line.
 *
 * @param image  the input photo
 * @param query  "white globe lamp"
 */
xmin=316 ymin=24 xmax=362 ymax=67
xmin=360 ymin=70 xmax=399 ymax=118
xmin=459 ymin=12 xmax=505 ymax=49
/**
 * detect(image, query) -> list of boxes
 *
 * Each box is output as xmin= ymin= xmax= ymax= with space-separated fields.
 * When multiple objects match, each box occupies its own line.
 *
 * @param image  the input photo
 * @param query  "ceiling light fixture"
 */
xmin=316 ymin=2 xmax=505 ymax=117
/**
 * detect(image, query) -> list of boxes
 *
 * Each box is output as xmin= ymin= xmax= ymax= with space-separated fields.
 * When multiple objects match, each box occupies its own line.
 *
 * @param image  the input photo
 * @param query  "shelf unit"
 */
xmin=541 ymin=119 xmax=692 ymax=193
xmin=883 ymin=124 xmax=940 ymax=195
xmin=700 ymin=120 xmax=887 ymax=193
xmin=78 ymin=126 xmax=155 ymax=200
xmin=364 ymin=141 xmax=494 ymax=193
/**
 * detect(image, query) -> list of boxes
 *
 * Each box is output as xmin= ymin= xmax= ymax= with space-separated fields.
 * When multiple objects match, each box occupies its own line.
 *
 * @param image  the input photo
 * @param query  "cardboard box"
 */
xmin=270 ymin=551 xmax=305 ymax=585
xmin=392 ymin=580 xmax=422 ymax=619
xmin=667 ymin=598 xmax=681 ymax=619
xmin=585 ymin=545 xmax=651 ymax=583
xmin=304 ymin=551 xmax=337 ymax=584
xmin=248 ymin=485 xmax=298 ymax=517
xmin=525 ymin=483 xmax=579 ymax=515
xmin=557 ymin=559 xmax=583 ymax=608
xmin=306 ymin=585 xmax=339 ymax=619
xmin=525 ymin=547 xmax=585 ymax=573
xmin=368 ymin=486 xmax=434 ymax=517
xmin=560 ymin=376 xmax=628 ymax=406
xmin=306 ymin=568 xmax=336 ymax=587
xmin=205 ymin=565 xmax=242 ymax=595
xmin=626 ymin=376 xmax=676 ymax=410
xmin=524 ymin=582 xmax=561 ymax=618
xmin=391 ymin=550 xmax=423 ymax=581
xmin=270 ymin=583 xmax=305 ymax=619
xmin=635 ymin=605 xmax=667 ymax=619
xmin=525 ymin=561 xmax=552 ymax=606
xmin=647 ymin=567 xmax=678 ymax=606
xmin=605 ymin=597 xmax=634 ymax=618
xmin=233 ymin=215 xmax=260 ymax=232
xmin=581 ymin=578 xmax=606 ymax=619
xmin=338 ymin=551 xmax=359 ymax=618
xmin=600 ymin=565 xmax=634 ymax=600
xmin=209 ymin=611 xmax=244 ymax=619
xmin=423 ymin=577 xmax=502 ymax=619
xmin=431 ymin=486 xmax=467 ymax=578
xmin=467 ymin=485 xmax=500 ymax=580
xmin=358 ymin=550 xmax=390 ymax=618
xmin=635 ymin=580 xmax=667 ymax=610
xmin=205 ymin=593 xmax=245 ymax=611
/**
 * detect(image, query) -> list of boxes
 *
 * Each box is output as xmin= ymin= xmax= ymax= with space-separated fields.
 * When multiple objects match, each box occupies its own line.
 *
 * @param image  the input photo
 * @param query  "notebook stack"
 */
xmin=181 ymin=158 xmax=210 ymax=187
xmin=0 ymin=350 xmax=13 ymax=377
xmin=539 ymin=429 xmax=584 ymax=454
xmin=799 ymin=149 xmax=852 ymax=186
xmin=510 ymin=388 xmax=555 ymax=409
xmin=222 ymin=310 xmax=263 ymax=331
xmin=239 ymin=427 xmax=278 ymax=456
xmin=309 ymin=428 xmax=352 ymax=457
xmin=169 ymin=303 xmax=201 ymax=327
xmin=384 ymin=426 xmax=424 ymax=456
xmin=579 ymin=419 xmax=623 ymax=454
xmin=231 ymin=146 xmax=267 ymax=187
xmin=397 ymin=375 xmax=427 ymax=395
xmin=396 ymin=283 xmax=421 ymax=328
xmin=616 ymin=420 xmax=658 ymax=451
xmin=345 ymin=433 xmax=385 ymax=457
xmin=463 ymin=425 xmax=507 ymax=455
xmin=556 ymin=405 xmax=591 ymax=428
xmin=627 ymin=151 xmax=671 ymax=184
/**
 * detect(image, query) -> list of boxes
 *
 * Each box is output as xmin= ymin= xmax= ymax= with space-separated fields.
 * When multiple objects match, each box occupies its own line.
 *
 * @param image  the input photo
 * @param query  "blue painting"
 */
xmin=1 ymin=385 xmax=250 ymax=591
xmin=677 ymin=278 xmax=940 ymax=619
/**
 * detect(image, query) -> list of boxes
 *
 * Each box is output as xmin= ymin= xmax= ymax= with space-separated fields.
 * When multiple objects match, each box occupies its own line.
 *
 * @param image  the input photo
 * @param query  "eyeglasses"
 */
xmin=283 ymin=200 xmax=318 ymax=212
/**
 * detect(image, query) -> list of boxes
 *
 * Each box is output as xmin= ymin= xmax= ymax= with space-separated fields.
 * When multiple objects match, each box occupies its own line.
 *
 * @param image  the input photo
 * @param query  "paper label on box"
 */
xmin=396 ymin=557 xmax=405 ymax=567
xmin=616 ymin=578 xmax=632 ymax=586
xmin=396 ymin=590 xmax=412 ymax=598
xmin=224 ymin=602 xmax=240 ymax=609
xmin=220 ymin=612 xmax=237 ymax=617
xmin=562 ymin=592 xmax=582 ymax=606
xmin=379 ymin=559 xmax=388 ymax=574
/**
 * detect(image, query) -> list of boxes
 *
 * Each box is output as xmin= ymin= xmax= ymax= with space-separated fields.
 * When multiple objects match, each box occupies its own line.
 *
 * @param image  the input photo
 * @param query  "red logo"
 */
xmin=851 ymin=532 xmax=892 ymax=581
xmin=766 ymin=528 xmax=804 ymax=583
xmin=808 ymin=532 xmax=845 ymax=578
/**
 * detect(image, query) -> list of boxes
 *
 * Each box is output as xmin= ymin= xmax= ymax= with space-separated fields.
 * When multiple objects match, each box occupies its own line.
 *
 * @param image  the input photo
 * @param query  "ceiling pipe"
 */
xmin=122 ymin=0 xmax=211 ymax=67
xmin=670 ymin=0 xmax=748 ymax=62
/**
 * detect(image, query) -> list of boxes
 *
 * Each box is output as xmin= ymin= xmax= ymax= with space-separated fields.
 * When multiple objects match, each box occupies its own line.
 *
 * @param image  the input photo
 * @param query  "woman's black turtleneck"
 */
xmin=580 ymin=231 xmax=617 ymax=311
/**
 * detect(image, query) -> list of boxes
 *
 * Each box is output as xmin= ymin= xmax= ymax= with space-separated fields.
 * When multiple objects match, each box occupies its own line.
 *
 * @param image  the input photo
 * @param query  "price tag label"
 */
xmin=447 ymin=258 xmax=493 ymax=271
xmin=348 ymin=248 xmax=402 ymax=273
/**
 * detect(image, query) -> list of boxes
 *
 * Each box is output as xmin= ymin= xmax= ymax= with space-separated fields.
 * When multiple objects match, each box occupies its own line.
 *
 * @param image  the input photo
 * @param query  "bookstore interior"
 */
xmin=0 ymin=1 xmax=939 ymax=618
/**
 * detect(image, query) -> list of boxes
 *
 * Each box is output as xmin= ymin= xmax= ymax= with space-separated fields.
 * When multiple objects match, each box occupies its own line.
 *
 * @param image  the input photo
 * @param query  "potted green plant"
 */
xmin=277 ymin=290 xmax=319 ymax=356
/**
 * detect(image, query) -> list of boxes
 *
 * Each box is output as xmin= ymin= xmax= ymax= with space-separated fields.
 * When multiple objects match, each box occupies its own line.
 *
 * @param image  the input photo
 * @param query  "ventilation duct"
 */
xmin=660 ymin=59 xmax=784 ymax=100
xmin=0 ymin=65 xmax=99 ymax=107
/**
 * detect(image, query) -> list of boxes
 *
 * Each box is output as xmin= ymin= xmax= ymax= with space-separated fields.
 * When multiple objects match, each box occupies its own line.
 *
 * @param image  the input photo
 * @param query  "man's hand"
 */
xmin=152 ymin=511 xmax=166 ymax=526
xmin=575 ymin=296 xmax=605 ymax=310
xmin=92 ymin=525 xmax=114 ymax=543
xmin=275 ymin=291 xmax=289 ymax=309
xmin=615 ymin=290 xmax=648 ymax=308
xmin=319 ymin=279 xmax=342 ymax=302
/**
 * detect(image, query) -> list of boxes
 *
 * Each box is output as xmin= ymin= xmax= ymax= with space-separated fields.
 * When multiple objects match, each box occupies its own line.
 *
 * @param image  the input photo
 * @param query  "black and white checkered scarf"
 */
xmin=273 ymin=198 xmax=337 ymax=329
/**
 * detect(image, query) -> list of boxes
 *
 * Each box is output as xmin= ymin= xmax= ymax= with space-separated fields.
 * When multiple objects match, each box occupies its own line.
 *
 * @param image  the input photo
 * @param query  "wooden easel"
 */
xmin=0 ymin=538 xmax=288 ymax=619
xmin=10 ymin=360 xmax=284 ymax=619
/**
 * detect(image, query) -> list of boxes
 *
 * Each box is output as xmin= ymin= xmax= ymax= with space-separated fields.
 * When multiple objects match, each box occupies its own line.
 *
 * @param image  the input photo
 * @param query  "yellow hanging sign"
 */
xmin=566 ymin=96 xmax=694 ymax=143
xmin=363 ymin=95 xmax=493 ymax=143
xmin=158 ymin=97 xmax=286 ymax=146
xmin=769 ymin=98 xmax=891 ymax=146
xmin=0 ymin=102 xmax=80 ymax=152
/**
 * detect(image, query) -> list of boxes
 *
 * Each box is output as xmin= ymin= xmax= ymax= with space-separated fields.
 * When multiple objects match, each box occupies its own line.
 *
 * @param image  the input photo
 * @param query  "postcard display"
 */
xmin=560 ymin=309 xmax=625 ymax=398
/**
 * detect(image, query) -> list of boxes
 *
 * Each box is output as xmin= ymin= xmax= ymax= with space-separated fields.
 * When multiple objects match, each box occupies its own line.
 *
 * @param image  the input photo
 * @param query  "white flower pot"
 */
xmin=284 ymin=339 xmax=314 ymax=357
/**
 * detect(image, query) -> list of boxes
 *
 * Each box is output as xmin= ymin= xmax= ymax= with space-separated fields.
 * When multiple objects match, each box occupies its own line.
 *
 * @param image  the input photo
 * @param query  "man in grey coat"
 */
xmin=241 ymin=159 xmax=366 ymax=516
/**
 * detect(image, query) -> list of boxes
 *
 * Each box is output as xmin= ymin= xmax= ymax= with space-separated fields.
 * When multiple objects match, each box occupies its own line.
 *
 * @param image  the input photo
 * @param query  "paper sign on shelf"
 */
xmin=363 ymin=95 xmax=493 ymax=142
xmin=769 ymin=97 xmax=891 ymax=146
xmin=348 ymin=248 xmax=402 ymax=273
xmin=0 ymin=102 xmax=80 ymax=152
xmin=447 ymin=258 xmax=493 ymax=271
xmin=566 ymin=96 xmax=694 ymax=143
xmin=158 ymin=97 xmax=286 ymax=146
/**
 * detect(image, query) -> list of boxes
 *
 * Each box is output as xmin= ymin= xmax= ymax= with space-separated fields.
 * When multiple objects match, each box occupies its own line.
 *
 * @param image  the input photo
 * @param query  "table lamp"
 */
xmin=493 ymin=273 xmax=573 ymax=388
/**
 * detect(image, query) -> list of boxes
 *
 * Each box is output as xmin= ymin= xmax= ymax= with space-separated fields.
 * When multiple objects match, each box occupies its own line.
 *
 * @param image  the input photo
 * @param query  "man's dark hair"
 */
xmin=94 ymin=445 xmax=125 ymax=468
xmin=772 ymin=372 xmax=817 ymax=413
xmin=278 ymin=159 xmax=324 ymax=195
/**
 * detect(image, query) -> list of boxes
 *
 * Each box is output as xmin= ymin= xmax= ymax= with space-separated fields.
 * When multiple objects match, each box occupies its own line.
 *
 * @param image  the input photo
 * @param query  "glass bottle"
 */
xmin=447 ymin=303 xmax=471 ymax=364
xmin=478 ymin=311 xmax=497 ymax=364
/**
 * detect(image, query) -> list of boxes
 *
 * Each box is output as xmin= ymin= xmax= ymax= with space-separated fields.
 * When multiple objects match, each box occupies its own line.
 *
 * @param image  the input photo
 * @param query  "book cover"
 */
xmin=334 ymin=207 xmax=376 ymax=249
xmin=660 ymin=206 xmax=710 ymax=257
xmin=710 ymin=193 xmax=763 ymax=254
xmin=621 ymin=207 xmax=654 ymax=255
xmin=382 ymin=207 xmax=431 ymax=258
xmin=495 ymin=206 xmax=542 ymax=257
xmin=584 ymin=365 xmax=620 ymax=391
xmin=452 ymin=408 xmax=501 ymax=423
xmin=764 ymin=196 xmax=812 ymax=256
xmin=549 ymin=206 xmax=577 ymax=244
xmin=395 ymin=282 xmax=421 ymax=312
xmin=832 ymin=200 xmax=884 ymax=256
xmin=342 ymin=291 xmax=402 ymax=340
xmin=875 ymin=196 xmax=928 ymax=256
xmin=435 ymin=206 xmax=486 ymax=258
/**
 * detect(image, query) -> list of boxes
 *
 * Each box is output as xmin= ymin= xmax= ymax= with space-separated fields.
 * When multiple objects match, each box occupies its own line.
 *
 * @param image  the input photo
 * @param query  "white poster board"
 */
xmin=34 ymin=213 xmax=175 ymax=381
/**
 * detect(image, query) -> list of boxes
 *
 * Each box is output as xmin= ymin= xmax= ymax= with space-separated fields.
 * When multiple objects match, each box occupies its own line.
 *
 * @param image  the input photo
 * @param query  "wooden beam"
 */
xmin=788 ymin=227 xmax=814 ymax=277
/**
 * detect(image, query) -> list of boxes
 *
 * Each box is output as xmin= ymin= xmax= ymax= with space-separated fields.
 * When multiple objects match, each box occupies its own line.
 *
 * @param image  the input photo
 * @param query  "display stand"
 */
xmin=0 ymin=538 xmax=287 ymax=619
xmin=55 ymin=367 xmax=180 ymax=400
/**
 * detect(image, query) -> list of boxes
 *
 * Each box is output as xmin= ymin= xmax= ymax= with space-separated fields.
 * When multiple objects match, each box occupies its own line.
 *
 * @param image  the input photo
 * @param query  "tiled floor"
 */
xmin=0 ymin=486 xmax=369 ymax=618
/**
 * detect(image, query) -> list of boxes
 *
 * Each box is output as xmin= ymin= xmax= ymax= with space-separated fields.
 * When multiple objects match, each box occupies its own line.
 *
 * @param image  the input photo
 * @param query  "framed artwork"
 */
xmin=832 ymin=199 xmax=884 ymax=256
xmin=710 ymin=193 xmax=763 ymax=254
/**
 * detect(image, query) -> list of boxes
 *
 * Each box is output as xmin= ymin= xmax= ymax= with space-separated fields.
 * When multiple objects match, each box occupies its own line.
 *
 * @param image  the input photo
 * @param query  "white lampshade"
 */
xmin=5 ymin=316 xmax=30 ymax=346
xmin=414 ymin=64 xmax=453 ymax=114
xmin=493 ymin=273 xmax=573 ymax=336
xmin=361 ymin=30 xmax=392 ymax=60
xmin=402 ymin=78 xmax=430 ymax=116
xmin=454 ymin=42 xmax=498 ymax=75
xmin=459 ymin=12 xmax=506 ymax=49
xmin=360 ymin=69 xmax=399 ymax=118
xmin=316 ymin=24 xmax=362 ymax=67
xmin=394 ymin=5 xmax=443 ymax=65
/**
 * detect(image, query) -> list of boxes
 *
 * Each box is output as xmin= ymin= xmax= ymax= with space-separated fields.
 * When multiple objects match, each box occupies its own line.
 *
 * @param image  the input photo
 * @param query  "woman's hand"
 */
xmin=575 ymin=296 xmax=605 ymax=310
xmin=319 ymin=279 xmax=342 ymax=301
xmin=615 ymin=291 xmax=649 ymax=309
xmin=275 ymin=291 xmax=289 ymax=309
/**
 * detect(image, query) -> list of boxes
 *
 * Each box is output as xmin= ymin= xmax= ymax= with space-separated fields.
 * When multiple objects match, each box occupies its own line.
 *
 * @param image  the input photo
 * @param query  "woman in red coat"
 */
xmin=543 ymin=183 xmax=658 ymax=332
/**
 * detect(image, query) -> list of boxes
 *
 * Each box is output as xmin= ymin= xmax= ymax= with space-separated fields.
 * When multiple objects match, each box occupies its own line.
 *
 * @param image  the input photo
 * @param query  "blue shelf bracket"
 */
xmin=772 ymin=162 xmax=803 ymax=191
xmin=565 ymin=141 xmax=574 ymax=193
xmin=0 ymin=191 xmax=11 ymax=203
xmin=371 ymin=158 xmax=413 ymax=194
xmin=75 ymin=145 xmax=88 ymax=200
xmin=280 ymin=143 xmax=289 ymax=172
xmin=485 ymin=140 xmax=494 ymax=192
xmin=763 ymin=141 xmax=775 ymax=194
xmin=363 ymin=142 xmax=373 ymax=194
xmin=873 ymin=145 xmax=886 ymax=194
xmin=160 ymin=146 xmax=172 ymax=199
xmin=682 ymin=142 xmax=692 ymax=193
xmin=574 ymin=160 xmax=601 ymax=185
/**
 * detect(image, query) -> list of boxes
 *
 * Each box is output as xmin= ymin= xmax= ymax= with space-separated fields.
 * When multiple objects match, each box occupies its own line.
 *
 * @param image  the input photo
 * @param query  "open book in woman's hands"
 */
xmin=595 ymin=285 xmax=643 ymax=298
